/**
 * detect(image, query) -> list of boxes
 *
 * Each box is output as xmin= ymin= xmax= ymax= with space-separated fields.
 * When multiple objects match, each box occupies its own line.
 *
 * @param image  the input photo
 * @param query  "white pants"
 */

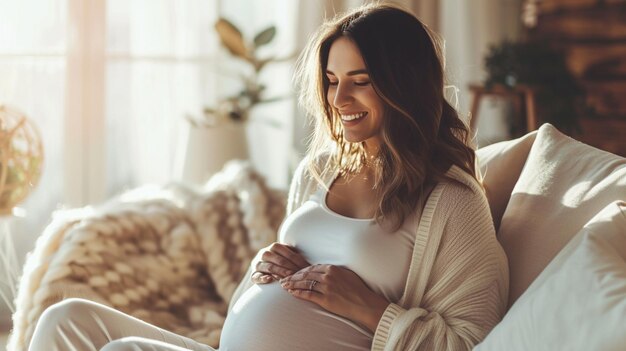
xmin=28 ymin=298 xmax=216 ymax=351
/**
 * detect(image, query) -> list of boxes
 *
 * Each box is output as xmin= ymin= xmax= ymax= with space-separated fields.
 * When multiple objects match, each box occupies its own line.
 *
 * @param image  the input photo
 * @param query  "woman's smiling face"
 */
xmin=326 ymin=36 xmax=385 ymax=153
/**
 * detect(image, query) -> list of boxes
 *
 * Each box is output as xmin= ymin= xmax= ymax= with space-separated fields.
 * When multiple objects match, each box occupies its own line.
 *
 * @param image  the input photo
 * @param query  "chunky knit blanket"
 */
xmin=7 ymin=162 xmax=286 ymax=351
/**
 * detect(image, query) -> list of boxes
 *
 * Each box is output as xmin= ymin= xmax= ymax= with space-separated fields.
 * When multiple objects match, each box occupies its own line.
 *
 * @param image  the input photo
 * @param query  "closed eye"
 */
xmin=326 ymin=69 xmax=370 ymax=87
xmin=326 ymin=79 xmax=369 ymax=86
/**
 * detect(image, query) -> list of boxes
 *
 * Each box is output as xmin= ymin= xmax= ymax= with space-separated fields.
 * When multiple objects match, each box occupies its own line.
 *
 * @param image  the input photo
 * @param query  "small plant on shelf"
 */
xmin=189 ymin=18 xmax=289 ymax=128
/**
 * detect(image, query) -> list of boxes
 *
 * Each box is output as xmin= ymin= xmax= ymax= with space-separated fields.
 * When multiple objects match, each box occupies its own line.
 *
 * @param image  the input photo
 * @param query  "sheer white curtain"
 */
xmin=0 ymin=0 xmax=67 ymax=234
xmin=0 ymin=0 xmax=67 ymax=326
xmin=105 ymin=0 xmax=221 ymax=196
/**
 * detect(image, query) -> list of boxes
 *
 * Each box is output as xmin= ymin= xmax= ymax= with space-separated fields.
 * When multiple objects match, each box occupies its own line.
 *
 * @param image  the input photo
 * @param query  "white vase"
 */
xmin=176 ymin=122 xmax=249 ymax=185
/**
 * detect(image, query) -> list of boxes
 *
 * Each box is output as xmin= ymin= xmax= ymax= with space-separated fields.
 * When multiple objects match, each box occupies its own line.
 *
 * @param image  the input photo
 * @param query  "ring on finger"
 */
xmin=309 ymin=279 xmax=318 ymax=291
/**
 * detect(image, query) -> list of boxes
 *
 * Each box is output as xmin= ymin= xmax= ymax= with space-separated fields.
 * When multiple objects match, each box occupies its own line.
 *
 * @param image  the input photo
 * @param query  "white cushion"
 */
xmin=497 ymin=124 xmax=626 ymax=306
xmin=476 ymin=130 xmax=537 ymax=231
xmin=475 ymin=201 xmax=626 ymax=351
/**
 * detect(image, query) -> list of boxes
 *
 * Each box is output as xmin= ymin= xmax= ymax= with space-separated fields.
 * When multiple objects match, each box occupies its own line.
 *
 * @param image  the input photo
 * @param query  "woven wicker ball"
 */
xmin=0 ymin=104 xmax=44 ymax=215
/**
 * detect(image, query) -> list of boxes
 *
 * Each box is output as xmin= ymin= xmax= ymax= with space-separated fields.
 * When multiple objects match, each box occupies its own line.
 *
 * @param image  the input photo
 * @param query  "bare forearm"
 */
xmin=355 ymin=294 xmax=389 ymax=333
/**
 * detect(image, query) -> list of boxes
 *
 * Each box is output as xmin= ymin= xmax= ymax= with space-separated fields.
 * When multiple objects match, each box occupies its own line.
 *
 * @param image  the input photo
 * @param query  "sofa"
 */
xmin=474 ymin=123 xmax=626 ymax=350
xmin=7 ymin=123 xmax=626 ymax=351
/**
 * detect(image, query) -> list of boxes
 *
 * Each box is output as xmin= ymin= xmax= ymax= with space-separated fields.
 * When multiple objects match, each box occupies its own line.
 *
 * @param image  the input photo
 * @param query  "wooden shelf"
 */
xmin=468 ymin=84 xmax=539 ymax=133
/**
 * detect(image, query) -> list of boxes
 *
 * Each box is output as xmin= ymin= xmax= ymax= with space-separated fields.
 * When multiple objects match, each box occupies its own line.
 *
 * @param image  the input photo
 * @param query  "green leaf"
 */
xmin=215 ymin=18 xmax=248 ymax=59
xmin=253 ymin=26 xmax=276 ymax=48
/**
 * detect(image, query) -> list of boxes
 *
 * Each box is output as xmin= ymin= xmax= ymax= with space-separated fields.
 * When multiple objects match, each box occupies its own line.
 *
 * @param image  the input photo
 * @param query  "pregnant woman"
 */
xmin=28 ymin=4 xmax=508 ymax=351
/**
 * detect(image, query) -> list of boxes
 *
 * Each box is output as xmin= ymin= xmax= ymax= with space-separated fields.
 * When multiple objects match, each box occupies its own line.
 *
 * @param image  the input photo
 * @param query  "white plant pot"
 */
xmin=176 ymin=122 xmax=249 ymax=185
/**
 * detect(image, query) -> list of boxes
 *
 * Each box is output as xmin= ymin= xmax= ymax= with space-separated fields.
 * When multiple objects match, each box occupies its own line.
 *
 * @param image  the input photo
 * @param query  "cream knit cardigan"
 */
xmin=229 ymin=156 xmax=509 ymax=351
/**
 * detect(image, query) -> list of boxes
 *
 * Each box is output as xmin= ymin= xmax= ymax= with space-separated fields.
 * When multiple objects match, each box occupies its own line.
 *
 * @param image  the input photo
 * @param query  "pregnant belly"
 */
xmin=219 ymin=283 xmax=372 ymax=351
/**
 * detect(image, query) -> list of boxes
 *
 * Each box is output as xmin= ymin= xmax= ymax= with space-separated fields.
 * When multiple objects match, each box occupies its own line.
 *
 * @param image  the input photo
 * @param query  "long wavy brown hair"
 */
xmin=294 ymin=3 xmax=478 ymax=230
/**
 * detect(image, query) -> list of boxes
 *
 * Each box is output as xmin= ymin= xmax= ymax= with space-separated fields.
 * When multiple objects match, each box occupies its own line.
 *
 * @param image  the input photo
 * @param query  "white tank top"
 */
xmin=219 ymin=185 xmax=421 ymax=351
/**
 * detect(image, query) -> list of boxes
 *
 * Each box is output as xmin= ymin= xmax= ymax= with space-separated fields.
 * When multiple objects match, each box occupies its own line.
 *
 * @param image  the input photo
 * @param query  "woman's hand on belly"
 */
xmin=279 ymin=264 xmax=390 ymax=333
xmin=251 ymin=242 xmax=311 ymax=284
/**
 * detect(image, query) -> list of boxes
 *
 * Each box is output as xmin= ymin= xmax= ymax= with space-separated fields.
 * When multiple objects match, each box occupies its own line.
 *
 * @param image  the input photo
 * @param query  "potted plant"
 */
xmin=189 ymin=18 xmax=288 ymax=127
xmin=483 ymin=40 xmax=591 ymax=135
xmin=178 ymin=18 xmax=289 ymax=184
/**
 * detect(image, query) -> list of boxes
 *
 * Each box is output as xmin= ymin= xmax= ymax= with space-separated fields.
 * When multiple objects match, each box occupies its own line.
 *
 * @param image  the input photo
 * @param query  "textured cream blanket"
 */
xmin=7 ymin=162 xmax=286 ymax=351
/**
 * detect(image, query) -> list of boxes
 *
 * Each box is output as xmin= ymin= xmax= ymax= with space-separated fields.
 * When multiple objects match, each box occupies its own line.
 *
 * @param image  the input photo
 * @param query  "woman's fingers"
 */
xmin=261 ymin=250 xmax=299 ymax=273
xmin=292 ymin=279 xmax=322 ymax=292
xmin=255 ymin=260 xmax=294 ymax=278
xmin=291 ymin=264 xmax=331 ymax=277
xmin=251 ymin=243 xmax=312 ymax=284
xmin=251 ymin=271 xmax=275 ymax=284
xmin=258 ymin=243 xmax=311 ymax=275
xmin=268 ymin=243 xmax=310 ymax=269
xmin=280 ymin=271 xmax=325 ymax=288
xmin=250 ymin=272 xmax=272 ymax=284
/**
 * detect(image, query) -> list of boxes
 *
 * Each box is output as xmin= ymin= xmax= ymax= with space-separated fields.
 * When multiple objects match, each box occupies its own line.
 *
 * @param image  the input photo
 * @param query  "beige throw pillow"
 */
xmin=498 ymin=124 xmax=626 ymax=307
xmin=475 ymin=201 xmax=626 ymax=351
xmin=476 ymin=131 xmax=537 ymax=231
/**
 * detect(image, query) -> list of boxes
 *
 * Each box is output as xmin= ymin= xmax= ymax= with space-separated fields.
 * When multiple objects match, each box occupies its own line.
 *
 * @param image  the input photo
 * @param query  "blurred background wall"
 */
xmin=523 ymin=0 xmax=626 ymax=156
